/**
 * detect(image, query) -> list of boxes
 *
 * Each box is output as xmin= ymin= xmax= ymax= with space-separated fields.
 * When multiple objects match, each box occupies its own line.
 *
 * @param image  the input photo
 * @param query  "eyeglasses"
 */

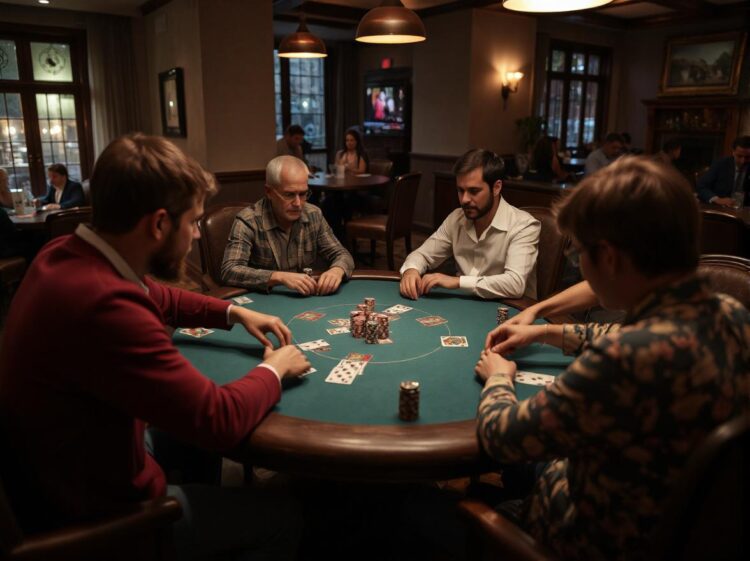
xmin=274 ymin=189 xmax=312 ymax=202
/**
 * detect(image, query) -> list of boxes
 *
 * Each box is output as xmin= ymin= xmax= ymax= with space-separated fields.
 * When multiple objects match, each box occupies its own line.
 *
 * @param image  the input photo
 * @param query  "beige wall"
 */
xmin=468 ymin=9 xmax=536 ymax=155
xmin=411 ymin=10 xmax=473 ymax=156
xmin=144 ymin=0 xmax=207 ymax=165
xmin=198 ymin=0 xmax=275 ymax=171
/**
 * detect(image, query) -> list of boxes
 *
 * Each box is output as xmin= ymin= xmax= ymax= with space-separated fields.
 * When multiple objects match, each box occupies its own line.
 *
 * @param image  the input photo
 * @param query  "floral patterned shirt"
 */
xmin=477 ymin=276 xmax=750 ymax=561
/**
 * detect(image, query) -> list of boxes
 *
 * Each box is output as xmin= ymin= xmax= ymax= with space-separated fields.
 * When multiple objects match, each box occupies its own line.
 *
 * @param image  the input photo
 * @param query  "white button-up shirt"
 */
xmin=400 ymin=197 xmax=540 ymax=299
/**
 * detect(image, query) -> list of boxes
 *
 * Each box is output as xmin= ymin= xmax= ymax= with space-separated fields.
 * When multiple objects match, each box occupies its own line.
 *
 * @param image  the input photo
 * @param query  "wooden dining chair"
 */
xmin=519 ymin=206 xmax=570 ymax=300
xmin=197 ymin=203 xmax=248 ymax=299
xmin=0 ymin=474 xmax=182 ymax=561
xmin=458 ymin=415 xmax=750 ymax=561
xmin=699 ymin=208 xmax=745 ymax=257
xmin=45 ymin=207 xmax=92 ymax=239
xmin=345 ymin=172 xmax=421 ymax=271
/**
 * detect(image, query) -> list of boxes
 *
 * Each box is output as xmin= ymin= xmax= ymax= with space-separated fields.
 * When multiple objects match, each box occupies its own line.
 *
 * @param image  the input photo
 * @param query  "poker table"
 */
xmin=175 ymin=271 xmax=574 ymax=482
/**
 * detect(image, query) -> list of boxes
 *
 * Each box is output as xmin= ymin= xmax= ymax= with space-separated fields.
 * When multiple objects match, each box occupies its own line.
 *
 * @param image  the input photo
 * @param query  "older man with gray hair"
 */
xmin=221 ymin=155 xmax=354 ymax=295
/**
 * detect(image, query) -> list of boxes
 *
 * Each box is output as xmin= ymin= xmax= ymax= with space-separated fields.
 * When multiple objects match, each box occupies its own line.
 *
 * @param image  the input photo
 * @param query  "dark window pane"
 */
xmin=566 ymin=80 xmax=583 ymax=147
xmin=551 ymin=50 xmax=565 ymax=72
xmin=588 ymin=54 xmax=600 ymax=76
xmin=572 ymin=53 xmax=585 ymax=74
xmin=583 ymin=82 xmax=598 ymax=145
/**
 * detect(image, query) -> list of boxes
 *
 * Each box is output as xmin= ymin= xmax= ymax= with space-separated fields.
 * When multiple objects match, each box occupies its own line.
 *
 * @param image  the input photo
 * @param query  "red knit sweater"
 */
xmin=0 ymin=234 xmax=280 ymax=531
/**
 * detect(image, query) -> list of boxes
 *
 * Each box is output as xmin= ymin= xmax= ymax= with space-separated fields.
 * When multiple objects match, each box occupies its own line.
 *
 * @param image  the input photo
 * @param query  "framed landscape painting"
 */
xmin=159 ymin=67 xmax=187 ymax=137
xmin=660 ymin=31 xmax=746 ymax=96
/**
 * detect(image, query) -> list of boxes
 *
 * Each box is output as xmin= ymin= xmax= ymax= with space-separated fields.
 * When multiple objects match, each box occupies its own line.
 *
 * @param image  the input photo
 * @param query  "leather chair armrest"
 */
xmin=10 ymin=496 xmax=182 ymax=561
xmin=457 ymin=499 xmax=557 ymax=561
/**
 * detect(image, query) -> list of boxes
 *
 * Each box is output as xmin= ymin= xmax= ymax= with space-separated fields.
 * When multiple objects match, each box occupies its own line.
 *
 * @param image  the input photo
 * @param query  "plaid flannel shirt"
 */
xmin=220 ymin=197 xmax=354 ymax=291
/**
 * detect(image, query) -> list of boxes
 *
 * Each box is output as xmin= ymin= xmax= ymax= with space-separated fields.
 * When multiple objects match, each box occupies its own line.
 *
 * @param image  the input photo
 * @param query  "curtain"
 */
xmin=85 ymin=14 xmax=146 ymax=157
xmin=325 ymin=41 xmax=360 ymax=165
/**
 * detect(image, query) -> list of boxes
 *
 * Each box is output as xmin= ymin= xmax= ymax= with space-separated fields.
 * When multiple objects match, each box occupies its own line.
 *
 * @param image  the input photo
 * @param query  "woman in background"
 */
xmin=525 ymin=136 xmax=569 ymax=183
xmin=336 ymin=129 xmax=369 ymax=174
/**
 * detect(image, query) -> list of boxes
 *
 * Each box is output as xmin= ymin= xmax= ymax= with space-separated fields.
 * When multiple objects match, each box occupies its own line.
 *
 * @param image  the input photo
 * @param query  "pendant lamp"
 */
xmin=502 ymin=0 xmax=613 ymax=13
xmin=356 ymin=0 xmax=426 ymax=44
xmin=278 ymin=16 xmax=327 ymax=58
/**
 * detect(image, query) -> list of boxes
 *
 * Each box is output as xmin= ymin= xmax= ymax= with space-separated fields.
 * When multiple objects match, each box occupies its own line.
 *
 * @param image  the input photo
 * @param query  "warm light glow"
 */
xmin=8 ymin=126 xmax=16 ymax=136
xmin=38 ymin=0 xmax=51 ymax=4
xmin=504 ymin=71 xmax=524 ymax=90
xmin=50 ymin=125 xmax=62 ymax=136
xmin=502 ymin=0 xmax=613 ymax=13
xmin=277 ymin=52 xmax=327 ymax=58
xmin=356 ymin=34 xmax=427 ymax=44
xmin=168 ymin=100 xmax=174 ymax=108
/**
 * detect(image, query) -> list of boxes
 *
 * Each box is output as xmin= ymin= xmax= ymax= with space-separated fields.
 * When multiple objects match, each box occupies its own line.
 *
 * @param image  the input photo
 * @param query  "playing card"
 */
xmin=325 ymin=360 xmax=364 ymax=384
xmin=298 ymin=339 xmax=331 ymax=351
xmin=385 ymin=313 xmax=401 ymax=322
xmin=344 ymin=352 xmax=372 ymax=362
xmin=179 ymin=327 xmax=214 ymax=338
xmin=377 ymin=338 xmax=393 ymax=345
xmin=384 ymin=304 xmax=413 ymax=314
xmin=416 ymin=315 xmax=448 ymax=327
xmin=295 ymin=311 xmax=325 ymax=321
xmin=327 ymin=318 xmax=349 ymax=327
xmin=515 ymin=371 xmax=556 ymax=386
xmin=300 ymin=367 xmax=317 ymax=377
xmin=232 ymin=296 xmax=253 ymax=304
xmin=326 ymin=327 xmax=350 ymax=335
xmin=441 ymin=336 xmax=468 ymax=347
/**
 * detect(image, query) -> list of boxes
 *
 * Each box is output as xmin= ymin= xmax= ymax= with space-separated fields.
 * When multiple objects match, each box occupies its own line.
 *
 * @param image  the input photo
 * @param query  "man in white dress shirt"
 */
xmin=399 ymin=149 xmax=540 ymax=300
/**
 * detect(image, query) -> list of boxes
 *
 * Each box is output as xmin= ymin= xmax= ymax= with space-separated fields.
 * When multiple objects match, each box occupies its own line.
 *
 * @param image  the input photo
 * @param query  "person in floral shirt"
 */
xmin=475 ymin=156 xmax=750 ymax=561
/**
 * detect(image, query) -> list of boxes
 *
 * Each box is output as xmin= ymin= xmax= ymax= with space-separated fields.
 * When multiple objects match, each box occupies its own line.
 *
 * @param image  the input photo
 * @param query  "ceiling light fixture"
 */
xmin=502 ymin=0 xmax=613 ymax=13
xmin=278 ymin=16 xmax=327 ymax=59
xmin=38 ymin=0 xmax=51 ymax=4
xmin=356 ymin=0 xmax=426 ymax=45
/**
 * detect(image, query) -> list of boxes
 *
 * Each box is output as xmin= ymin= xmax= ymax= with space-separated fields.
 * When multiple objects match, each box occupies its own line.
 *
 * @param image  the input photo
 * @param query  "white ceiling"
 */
xmin=0 ymin=0 xmax=144 ymax=17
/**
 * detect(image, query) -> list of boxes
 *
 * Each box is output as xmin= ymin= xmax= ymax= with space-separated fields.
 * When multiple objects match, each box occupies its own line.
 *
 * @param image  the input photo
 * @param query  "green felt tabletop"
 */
xmin=175 ymin=278 xmax=574 ymax=425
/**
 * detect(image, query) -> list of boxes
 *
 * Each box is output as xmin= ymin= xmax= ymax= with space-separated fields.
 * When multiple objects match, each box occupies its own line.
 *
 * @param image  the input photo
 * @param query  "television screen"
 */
xmin=364 ymin=84 xmax=407 ymax=135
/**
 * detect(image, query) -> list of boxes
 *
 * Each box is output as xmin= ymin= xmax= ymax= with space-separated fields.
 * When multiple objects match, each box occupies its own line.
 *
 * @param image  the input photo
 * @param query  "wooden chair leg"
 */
xmin=370 ymin=240 xmax=376 ymax=262
xmin=386 ymin=239 xmax=395 ymax=271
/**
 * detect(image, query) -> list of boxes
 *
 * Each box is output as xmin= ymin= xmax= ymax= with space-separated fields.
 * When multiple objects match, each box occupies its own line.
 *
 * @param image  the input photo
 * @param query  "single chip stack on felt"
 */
xmin=303 ymin=268 xmax=313 ymax=277
xmin=374 ymin=313 xmax=389 ymax=340
xmin=365 ymin=319 xmax=378 ymax=344
xmin=399 ymin=381 xmax=420 ymax=421
xmin=496 ymin=306 xmax=509 ymax=325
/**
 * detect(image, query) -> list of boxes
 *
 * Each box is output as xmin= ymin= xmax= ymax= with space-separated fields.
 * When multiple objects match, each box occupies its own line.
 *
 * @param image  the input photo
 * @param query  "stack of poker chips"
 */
xmin=303 ymin=268 xmax=313 ymax=277
xmin=373 ymin=313 xmax=389 ymax=339
xmin=496 ymin=306 xmax=509 ymax=325
xmin=364 ymin=297 xmax=375 ymax=312
xmin=398 ymin=381 xmax=420 ymax=421
xmin=365 ymin=319 xmax=379 ymax=344
xmin=350 ymin=312 xmax=366 ymax=339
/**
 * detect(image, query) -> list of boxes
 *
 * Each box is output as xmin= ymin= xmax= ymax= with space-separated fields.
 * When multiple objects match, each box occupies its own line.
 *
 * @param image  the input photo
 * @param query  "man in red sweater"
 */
xmin=0 ymin=134 xmax=310 ymax=560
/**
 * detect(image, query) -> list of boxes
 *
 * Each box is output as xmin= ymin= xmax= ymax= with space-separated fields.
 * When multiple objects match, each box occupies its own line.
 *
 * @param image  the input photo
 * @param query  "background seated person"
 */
xmin=696 ymin=135 xmax=750 ymax=208
xmin=335 ymin=128 xmax=368 ymax=174
xmin=475 ymin=156 xmax=750 ymax=561
xmin=653 ymin=138 xmax=682 ymax=168
xmin=275 ymin=124 xmax=306 ymax=161
xmin=221 ymin=155 xmax=354 ymax=296
xmin=524 ymin=136 xmax=569 ymax=183
xmin=36 ymin=163 xmax=85 ymax=210
xmin=584 ymin=132 xmax=624 ymax=175
xmin=0 ymin=134 xmax=309 ymax=560
xmin=400 ymin=149 xmax=540 ymax=300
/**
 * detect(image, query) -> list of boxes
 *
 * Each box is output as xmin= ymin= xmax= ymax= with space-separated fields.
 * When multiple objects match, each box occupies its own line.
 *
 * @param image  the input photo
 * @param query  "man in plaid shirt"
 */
xmin=221 ymin=156 xmax=354 ymax=295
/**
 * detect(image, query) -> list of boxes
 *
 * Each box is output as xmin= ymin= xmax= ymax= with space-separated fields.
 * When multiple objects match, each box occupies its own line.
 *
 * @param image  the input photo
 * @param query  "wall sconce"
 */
xmin=501 ymin=71 xmax=524 ymax=108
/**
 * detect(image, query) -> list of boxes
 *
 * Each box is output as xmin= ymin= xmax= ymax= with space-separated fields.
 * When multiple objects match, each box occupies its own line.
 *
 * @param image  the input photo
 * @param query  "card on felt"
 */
xmin=384 ymin=304 xmax=413 ymax=314
xmin=416 ymin=315 xmax=448 ymax=327
xmin=515 ymin=371 xmax=556 ymax=386
xmin=378 ymin=338 xmax=393 ymax=345
xmin=300 ymin=367 xmax=317 ymax=377
xmin=328 ymin=318 xmax=349 ymax=327
xmin=325 ymin=360 xmax=364 ymax=385
xmin=326 ymin=326 xmax=350 ymax=335
xmin=344 ymin=352 xmax=372 ymax=362
xmin=179 ymin=327 xmax=214 ymax=338
xmin=441 ymin=336 xmax=468 ymax=347
xmin=295 ymin=311 xmax=325 ymax=321
xmin=298 ymin=339 xmax=331 ymax=351
xmin=232 ymin=296 xmax=253 ymax=304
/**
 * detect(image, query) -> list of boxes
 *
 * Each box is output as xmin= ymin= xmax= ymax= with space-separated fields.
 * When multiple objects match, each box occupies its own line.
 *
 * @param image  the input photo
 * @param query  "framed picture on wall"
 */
xmin=660 ymin=31 xmax=746 ymax=96
xmin=159 ymin=67 xmax=187 ymax=137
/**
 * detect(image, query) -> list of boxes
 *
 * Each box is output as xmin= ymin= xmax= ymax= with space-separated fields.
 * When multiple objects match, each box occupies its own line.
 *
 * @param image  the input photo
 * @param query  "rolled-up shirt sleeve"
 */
xmin=459 ymin=217 xmax=540 ymax=299
xmin=400 ymin=216 xmax=455 ymax=275
xmin=220 ymin=217 xmax=274 ymax=290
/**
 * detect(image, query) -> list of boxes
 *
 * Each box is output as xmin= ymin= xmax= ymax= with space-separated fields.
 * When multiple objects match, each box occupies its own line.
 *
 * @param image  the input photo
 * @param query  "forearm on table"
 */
xmin=222 ymin=264 xmax=274 ymax=290
xmin=529 ymin=281 xmax=599 ymax=319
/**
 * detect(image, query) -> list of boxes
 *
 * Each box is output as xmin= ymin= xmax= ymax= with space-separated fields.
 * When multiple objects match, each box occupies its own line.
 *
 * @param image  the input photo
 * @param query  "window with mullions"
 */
xmin=273 ymin=50 xmax=326 ymax=153
xmin=538 ymin=42 xmax=609 ymax=152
